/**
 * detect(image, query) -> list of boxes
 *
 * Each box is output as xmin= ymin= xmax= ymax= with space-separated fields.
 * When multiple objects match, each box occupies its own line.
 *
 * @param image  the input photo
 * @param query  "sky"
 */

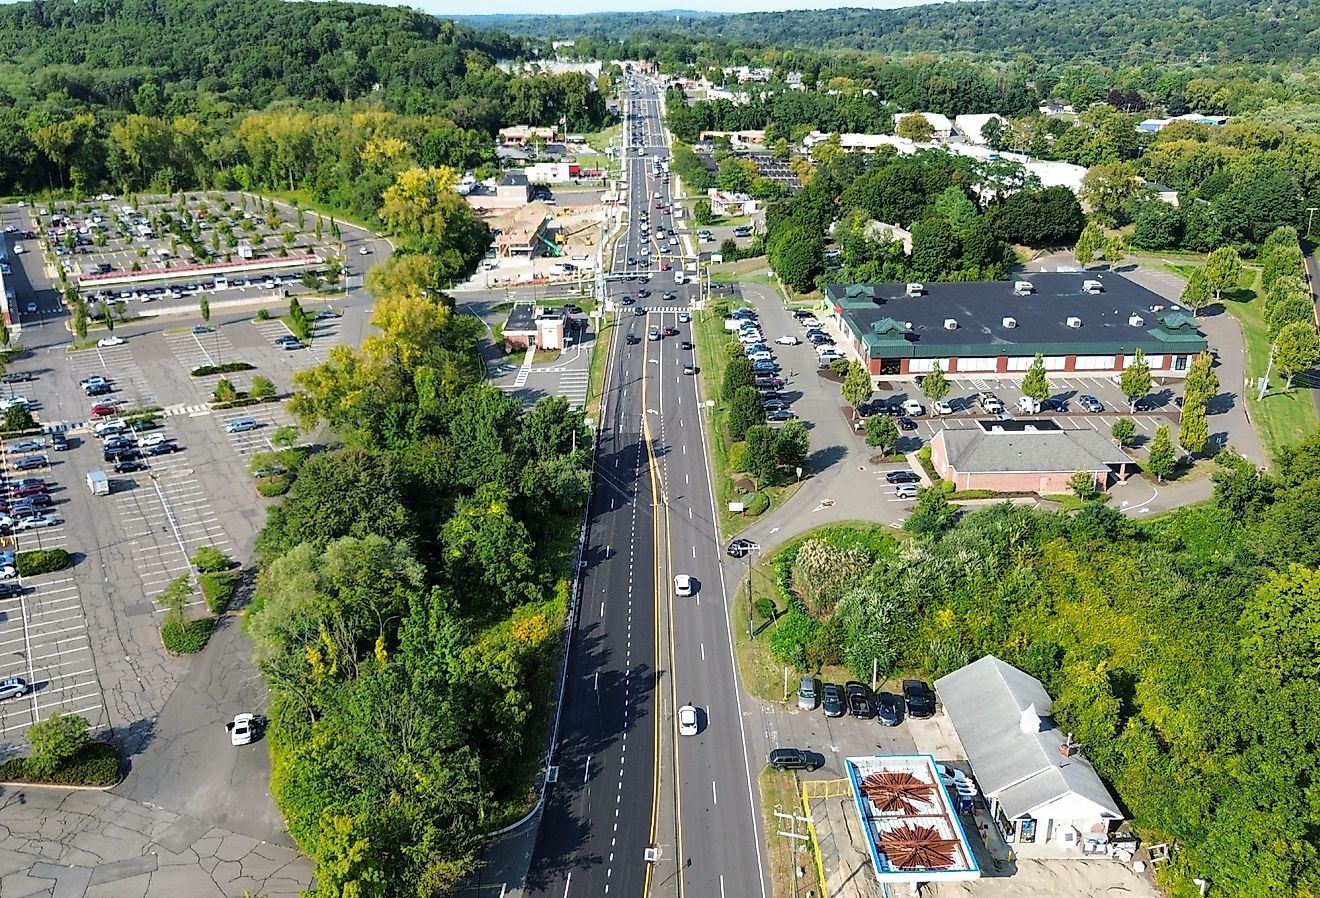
xmin=425 ymin=0 xmax=936 ymax=15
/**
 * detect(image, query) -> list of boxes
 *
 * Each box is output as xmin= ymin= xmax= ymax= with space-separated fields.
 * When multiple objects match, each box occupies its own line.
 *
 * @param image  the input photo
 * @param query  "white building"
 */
xmin=863 ymin=220 xmax=913 ymax=253
xmin=954 ymin=114 xmax=1005 ymax=145
xmin=707 ymin=189 xmax=758 ymax=217
xmin=936 ymin=656 xmax=1123 ymax=857
xmin=892 ymin=111 xmax=953 ymax=138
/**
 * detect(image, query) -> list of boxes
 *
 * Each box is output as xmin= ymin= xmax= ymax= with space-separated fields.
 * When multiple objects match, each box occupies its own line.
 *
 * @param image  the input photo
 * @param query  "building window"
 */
xmin=956 ymin=357 xmax=997 ymax=372
xmin=880 ymin=358 xmax=901 ymax=376
xmin=1173 ymin=355 xmax=1188 ymax=371
xmin=1074 ymin=355 xmax=1116 ymax=370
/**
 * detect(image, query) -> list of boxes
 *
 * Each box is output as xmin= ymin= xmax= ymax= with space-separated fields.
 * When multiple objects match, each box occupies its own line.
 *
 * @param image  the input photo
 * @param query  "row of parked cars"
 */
xmin=732 ymin=307 xmax=798 ymax=422
xmin=798 ymin=676 xmax=935 ymax=724
xmin=792 ymin=310 xmax=847 ymax=368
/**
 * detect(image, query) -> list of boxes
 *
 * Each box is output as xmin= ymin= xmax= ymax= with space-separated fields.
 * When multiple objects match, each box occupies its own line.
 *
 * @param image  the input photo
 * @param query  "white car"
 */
xmin=97 ymin=335 xmax=126 ymax=347
xmin=674 ymin=573 xmax=694 ymax=597
xmin=0 ymin=564 xmax=15 ymax=580
xmin=228 ymin=713 xmax=256 ymax=746
xmin=775 ymin=335 xmax=800 ymax=345
xmin=800 ymin=317 xmax=820 ymax=328
xmin=138 ymin=432 xmax=171 ymax=448
xmin=933 ymin=400 xmax=953 ymax=416
xmin=678 ymin=704 xmax=699 ymax=737
xmin=16 ymin=515 xmax=61 ymax=531
xmin=358 ymin=246 xmax=370 ymax=255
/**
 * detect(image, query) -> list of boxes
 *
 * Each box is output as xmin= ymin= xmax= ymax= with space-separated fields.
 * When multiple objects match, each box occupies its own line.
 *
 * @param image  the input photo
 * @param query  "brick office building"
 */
xmin=823 ymin=273 xmax=1208 ymax=380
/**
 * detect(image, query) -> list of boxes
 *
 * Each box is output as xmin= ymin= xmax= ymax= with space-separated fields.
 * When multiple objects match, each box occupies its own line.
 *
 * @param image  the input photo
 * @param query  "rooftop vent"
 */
xmin=1012 ymin=280 xmax=1034 ymax=295
xmin=904 ymin=321 xmax=913 ymax=331
xmin=1082 ymin=279 xmax=1104 ymax=294
xmin=1002 ymin=316 xmax=1017 ymax=329
xmin=905 ymin=282 xmax=925 ymax=297
xmin=1066 ymin=316 xmax=1082 ymax=328
xmin=1128 ymin=314 xmax=1145 ymax=327
xmin=943 ymin=318 xmax=958 ymax=330
xmin=1150 ymin=304 xmax=1165 ymax=312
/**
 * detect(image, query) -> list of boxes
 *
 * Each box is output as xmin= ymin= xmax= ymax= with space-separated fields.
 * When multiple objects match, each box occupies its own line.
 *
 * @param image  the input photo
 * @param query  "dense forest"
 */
xmin=459 ymin=0 xmax=1320 ymax=64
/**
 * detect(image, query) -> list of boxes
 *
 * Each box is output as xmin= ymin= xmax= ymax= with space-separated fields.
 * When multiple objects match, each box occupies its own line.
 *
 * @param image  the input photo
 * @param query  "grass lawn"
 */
xmin=268 ymin=189 xmax=375 ymax=233
xmin=582 ymin=124 xmax=622 ymax=153
xmin=1216 ymin=268 xmax=1318 ymax=462
xmin=585 ymin=314 xmax=616 ymax=420
xmin=759 ymin=768 xmax=817 ymax=898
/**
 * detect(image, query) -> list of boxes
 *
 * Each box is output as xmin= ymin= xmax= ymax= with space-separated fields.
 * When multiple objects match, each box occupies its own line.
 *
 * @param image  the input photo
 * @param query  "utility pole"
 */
xmin=773 ymin=806 xmax=812 ymax=898
xmin=1308 ymin=207 xmax=1319 ymax=238
xmin=1258 ymin=342 xmax=1277 ymax=401
xmin=746 ymin=549 xmax=754 ymax=639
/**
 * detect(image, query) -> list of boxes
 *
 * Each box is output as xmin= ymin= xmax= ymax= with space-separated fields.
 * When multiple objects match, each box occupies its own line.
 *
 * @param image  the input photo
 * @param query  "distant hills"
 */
xmin=454 ymin=0 xmax=1320 ymax=64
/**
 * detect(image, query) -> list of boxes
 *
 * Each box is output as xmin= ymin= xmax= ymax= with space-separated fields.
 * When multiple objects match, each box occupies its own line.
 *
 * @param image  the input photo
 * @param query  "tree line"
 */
xmin=245 ymin=253 xmax=593 ymax=897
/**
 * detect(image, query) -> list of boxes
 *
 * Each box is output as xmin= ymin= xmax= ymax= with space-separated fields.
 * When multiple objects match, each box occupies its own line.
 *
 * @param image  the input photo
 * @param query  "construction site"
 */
xmin=475 ymin=199 xmax=610 ymax=290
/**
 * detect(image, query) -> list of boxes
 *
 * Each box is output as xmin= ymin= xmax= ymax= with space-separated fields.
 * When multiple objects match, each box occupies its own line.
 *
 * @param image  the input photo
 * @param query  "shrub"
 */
xmin=212 ymin=378 xmax=238 ymax=403
xmin=191 ymin=545 xmax=232 ymax=573
xmin=161 ymin=610 xmax=213 ymax=654
xmin=200 ymin=571 xmax=241 ymax=614
xmin=191 ymin=362 xmax=254 ymax=377
xmin=25 ymin=712 xmax=91 ymax=777
xmin=753 ymin=597 xmax=777 ymax=621
xmin=4 ymin=406 xmax=34 ymax=431
xmin=948 ymin=488 xmax=997 ymax=500
xmin=0 ymin=741 xmax=119 ymax=786
xmin=255 ymin=309 xmax=271 ymax=320
xmin=769 ymin=604 xmax=819 ymax=669
xmin=791 ymin=539 xmax=872 ymax=619
xmin=257 ymin=477 xmax=293 ymax=497
xmin=742 ymin=491 xmax=770 ymax=515
xmin=249 ymin=375 xmax=277 ymax=399
xmin=17 ymin=549 xmax=70 ymax=577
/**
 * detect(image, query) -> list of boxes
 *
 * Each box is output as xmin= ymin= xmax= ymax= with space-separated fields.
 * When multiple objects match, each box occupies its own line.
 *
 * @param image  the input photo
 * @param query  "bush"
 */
xmin=769 ymin=604 xmax=819 ymax=669
xmin=0 ymin=740 xmax=119 ymax=786
xmin=191 ymin=546 xmax=232 ymax=573
xmin=25 ymin=712 xmax=91 ymax=777
xmin=17 ymin=548 xmax=70 ymax=577
xmin=948 ymin=488 xmax=998 ymax=500
xmin=257 ymin=477 xmax=293 ymax=497
xmin=255 ymin=309 xmax=271 ymax=320
xmin=791 ymin=539 xmax=872 ymax=618
xmin=212 ymin=378 xmax=239 ymax=403
xmin=249 ymin=375 xmax=277 ymax=399
xmin=161 ymin=609 xmax=213 ymax=654
xmin=742 ymin=491 xmax=770 ymax=515
xmin=200 ymin=571 xmax=241 ymax=614
xmin=191 ymin=362 xmax=254 ymax=377
xmin=4 ymin=406 xmax=34 ymax=431
xmin=754 ymin=597 xmax=777 ymax=621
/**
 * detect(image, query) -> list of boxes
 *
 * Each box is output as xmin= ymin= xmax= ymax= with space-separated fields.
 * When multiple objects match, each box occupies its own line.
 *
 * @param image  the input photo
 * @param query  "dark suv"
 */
xmin=846 ymin=682 xmax=875 ymax=719
xmin=903 ymin=679 xmax=935 ymax=719
xmin=821 ymin=683 xmax=845 ymax=718
xmin=768 ymin=748 xmax=821 ymax=771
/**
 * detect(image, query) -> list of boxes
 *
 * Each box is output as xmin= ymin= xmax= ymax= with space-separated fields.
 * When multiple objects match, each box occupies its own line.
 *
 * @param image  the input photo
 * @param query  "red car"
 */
xmin=663 ymin=326 xmax=679 ymax=337
xmin=10 ymin=480 xmax=47 ymax=497
xmin=90 ymin=402 xmax=119 ymax=418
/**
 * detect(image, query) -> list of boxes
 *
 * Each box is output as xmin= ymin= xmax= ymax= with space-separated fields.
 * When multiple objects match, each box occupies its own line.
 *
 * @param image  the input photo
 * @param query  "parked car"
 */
xmin=114 ymin=460 xmax=149 ymax=474
xmin=821 ymin=683 xmax=846 ymax=718
xmin=229 ymin=713 xmax=257 ymax=746
xmin=894 ymin=483 xmax=919 ymax=499
xmin=797 ymin=677 xmax=820 ymax=711
xmin=874 ymin=692 xmax=903 ymax=727
xmin=897 ymin=417 xmax=917 ymax=431
xmin=0 ymin=677 xmax=29 ymax=700
xmin=7 ymin=439 xmax=43 ymax=453
xmin=90 ymin=403 xmax=119 ymax=418
xmin=97 ymin=335 xmax=126 ymax=347
xmin=766 ymin=409 xmax=797 ymax=422
xmin=16 ymin=514 xmax=61 ymax=531
xmin=85 ymin=382 xmax=112 ymax=396
xmin=10 ymin=479 xmax=47 ymax=497
xmin=50 ymin=432 xmax=68 ymax=452
xmin=82 ymin=376 xmax=113 ymax=391
xmin=146 ymin=442 xmax=182 ymax=456
xmin=225 ymin=417 xmax=260 ymax=433
xmin=1079 ymin=394 xmax=1105 ymax=413
xmin=846 ymin=682 xmax=875 ymax=719
xmin=886 ymin=470 xmax=921 ymax=484
xmin=726 ymin=538 xmax=759 ymax=558
xmin=902 ymin=399 xmax=925 ymax=417
xmin=768 ymin=748 xmax=821 ymax=771
xmin=903 ymin=679 xmax=936 ymax=718
xmin=933 ymin=400 xmax=953 ymax=416
xmin=775 ymin=335 xmax=800 ymax=345
xmin=13 ymin=454 xmax=47 ymax=471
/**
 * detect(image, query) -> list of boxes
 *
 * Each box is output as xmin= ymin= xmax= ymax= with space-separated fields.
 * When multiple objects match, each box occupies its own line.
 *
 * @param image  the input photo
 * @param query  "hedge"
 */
xmin=742 ymin=491 xmax=770 ymax=516
xmin=257 ymin=477 xmax=293 ymax=497
xmin=0 ymin=741 xmax=119 ymax=786
xmin=17 ymin=549 xmax=70 ymax=577
xmin=200 ymin=571 xmax=241 ymax=614
xmin=161 ymin=611 xmax=213 ymax=654
xmin=191 ymin=362 xmax=255 ymax=377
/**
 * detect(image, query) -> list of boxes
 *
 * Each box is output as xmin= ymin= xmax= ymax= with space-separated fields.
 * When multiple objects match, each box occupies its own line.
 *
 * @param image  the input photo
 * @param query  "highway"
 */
xmin=525 ymin=73 xmax=768 ymax=898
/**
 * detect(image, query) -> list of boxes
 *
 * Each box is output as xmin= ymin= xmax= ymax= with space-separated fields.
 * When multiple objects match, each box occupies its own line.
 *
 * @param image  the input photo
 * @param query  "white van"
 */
xmin=1017 ymin=396 xmax=1042 ymax=414
xmin=11 ymin=243 xmax=23 ymax=255
xmin=674 ymin=271 xmax=686 ymax=285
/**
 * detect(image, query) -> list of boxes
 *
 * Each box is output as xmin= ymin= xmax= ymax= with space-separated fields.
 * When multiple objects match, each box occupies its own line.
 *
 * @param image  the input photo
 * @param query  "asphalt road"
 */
xmin=525 ymin=75 xmax=767 ymax=898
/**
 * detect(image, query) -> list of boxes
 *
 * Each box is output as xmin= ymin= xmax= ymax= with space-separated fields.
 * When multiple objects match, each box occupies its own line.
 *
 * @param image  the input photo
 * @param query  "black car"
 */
xmin=768 ymin=748 xmax=821 ymax=772
xmin=884 ymin=402 xmax=904 ymax=417
xmin=104 ymin=448 xmax=142 ymax=463
xmin=146 ymin=442 xmax=182 ymax=456
xmin=1 ymin=372 xmax=33 ymax=384
xmin=634 ymin=307 xmax=647 ymax=317
xmin=626 ymin=333 xmax=640 ymax=345
xmin=85 ymin=382 xmax=112 ymax=396
xmin=874 ymin=692 xmax=903 ymax=727
xmin=886 ymin=470 xmax=920 ymax=484
xmin=620 ymin=295 xmax=634 ymax=305
xmin=821 ymin=683 xmax=846 ymax=718
xmin=726 ymin=538 xmax=759 ymax=558
xmin=845 ymin=682 xmax=875 ymax=719
xmin=902 ymin=679 xmax=935 ymax=719
xmin=680 ymin=341 xmax=694 ymax=351
xmin=897 ymin=417 xmax=918 ymax=431
xmin=114 ymin=460 xmax=148 ymax=473
xmin=636 ymin=289 xmax=650 ymax=299
xmin=50 ymin=433 xmax=69 ymax=452
xmin=1043 ymin=398 xmax=1069 ymax=413
xmin=10 ymin=493 xmax=52 ymax=511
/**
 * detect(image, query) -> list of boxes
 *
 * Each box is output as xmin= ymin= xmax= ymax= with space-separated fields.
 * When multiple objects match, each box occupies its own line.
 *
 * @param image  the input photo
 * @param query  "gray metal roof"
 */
xmin=936 ymin=425 xmax=1131 ymax=475
xmin=936 ymin=656 xmax=1122 ymax=821
xmin=824 ymin=272 xmax=1207 ymax=360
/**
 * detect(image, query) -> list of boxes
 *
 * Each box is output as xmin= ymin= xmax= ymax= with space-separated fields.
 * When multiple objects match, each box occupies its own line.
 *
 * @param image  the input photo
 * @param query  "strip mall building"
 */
xmin=823 ymin=272 xmax=1208 ymax=380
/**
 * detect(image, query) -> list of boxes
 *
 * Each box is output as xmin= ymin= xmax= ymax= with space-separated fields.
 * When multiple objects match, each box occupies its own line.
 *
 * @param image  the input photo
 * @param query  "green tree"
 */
xmin=921 ymin=362 xmax=950 ymax=403
xmin=1111 ymin=417 xmax=1136 ymax=448
xmin=841 ymin=361 xmax=872 ymax=418
xmin=199 ymin=296 xmax=210 ymax=328
xmin=1147 ymin=423 xmax=1176 ymax=482
xmin=1274 ymin=321 xmax=1320 ymax=390
xmin=767 ymin=224 xmax=823 ymax=292
xmin=722 ymin=356 xmax=755 ymax=403
xmin=743 ymin=425 xmax=779 ymax=487
xmin=1179 ymin=267 xmax=1211 ymax=313
xmin=1074 ymin=222 xmax=1102 ymax=268
xmin=1202 ymin=246 xmax=1243 ymax=304
xmin=774 ymin=419 xmax=810 ymax=470
xmin=1179 ymin=392 xmax=1210 ymax=455
xmin=1068 ymin=470 xmax=1099 ymax=500
xmin=727 ymin=386 xmax=766 ymax=441
xmin=25 ymin=712 xmax=92 ymax=777
xmin=1079 ymin=161 xmax=1139 ymax=226
xmin=1119 ymin=349 xmax=1152 ymax=411
xmin=72 ymin=301 xmax=88 ymax=341
xmin=213 ymin=378 xmax=238 ymax=403
xmin=905 ymin=486 xmax=955 ymax=536
xmin=692 ymin=199 xmax=713 ymax=226
xmin=1184 ymin=351 xmax=1220 ymax=404
xmin=865 ymin=415 xmax=900 ymax=455
xmin=896 ymin=114 xmax=934 ymax=142
xmin=1102 ymin=234 xmax=1126 ymax=268
xmin=1020 ymin=354 xmax=1051 ymax=402
xmin=250 ymin=375 xmax=277 ymax=400
xmin=4 ymin=406 xmax=35 ymax=431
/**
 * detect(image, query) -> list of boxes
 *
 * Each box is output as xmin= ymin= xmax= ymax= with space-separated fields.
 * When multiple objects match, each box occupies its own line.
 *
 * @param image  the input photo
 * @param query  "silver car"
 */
xmin=0 ymin=676 xmax=29 ymax=700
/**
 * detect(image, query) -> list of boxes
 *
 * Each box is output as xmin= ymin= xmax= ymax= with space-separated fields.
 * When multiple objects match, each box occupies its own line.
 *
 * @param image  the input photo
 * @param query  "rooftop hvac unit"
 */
xmin=1150 ymin=304 xmax=1165 ymax=312
xmin=943 ymin=318 xmax=958 ymax=330
xmin=1002 ymin=316 xmax=1017 ymax=328
xmin=1012 ymin=280 xmax=1034 ymax=295
xmin=1082 ymin=279 xmax=1104 ymax=294
xmin=1066 ymin=316 xmax=1082 ymax=328
xmin=1128 ymin=314 xmax=1145 ymax=327
xmin=905 ymin=282 xmax=925 ymax=297
xmin=904 ymin=321 xmax=913 ymax=330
